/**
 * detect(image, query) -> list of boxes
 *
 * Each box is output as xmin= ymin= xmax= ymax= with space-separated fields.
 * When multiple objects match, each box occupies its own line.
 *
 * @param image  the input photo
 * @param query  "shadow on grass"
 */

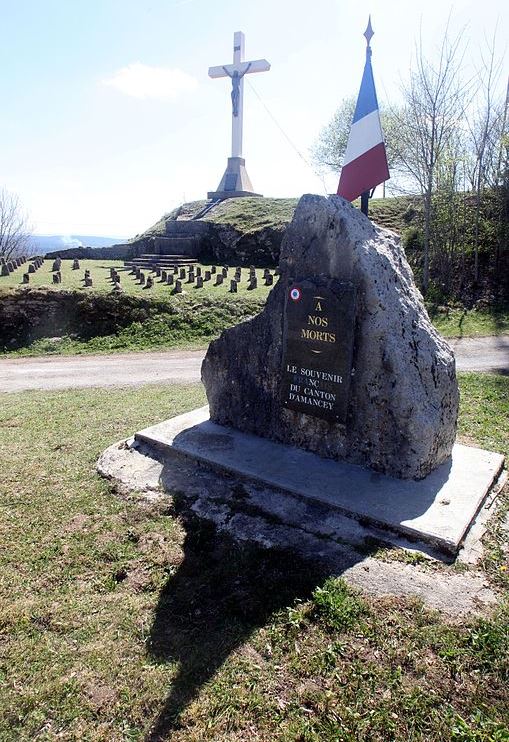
xmin=457 ymin=308 xmax=468 ymax=337
xmin=492 ymin=304 xmax=509 ymax=335
xmin=145 ymin=504 xmax=365 ymax=740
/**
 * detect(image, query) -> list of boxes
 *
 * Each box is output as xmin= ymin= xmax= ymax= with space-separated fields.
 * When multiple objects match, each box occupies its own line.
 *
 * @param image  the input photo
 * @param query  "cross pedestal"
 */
xmin=207 ymin=31 xmax=270 ymax=200
xmin=207 ymin=156 xmax=259 ymax=199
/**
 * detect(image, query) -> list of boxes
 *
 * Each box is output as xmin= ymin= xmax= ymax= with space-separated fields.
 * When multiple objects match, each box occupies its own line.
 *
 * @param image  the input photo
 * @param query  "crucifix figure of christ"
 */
xmin=209 ymin=31 xmax=270 ymax=161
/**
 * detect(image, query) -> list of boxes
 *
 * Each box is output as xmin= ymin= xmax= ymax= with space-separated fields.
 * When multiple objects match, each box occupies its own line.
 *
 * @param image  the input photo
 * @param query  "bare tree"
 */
xmin=464 ymin=31 xmax=505 ymax=282
xmin=0 ymin=188 xmax=31 ymax=261
xmin=393 ymin=28 xmax=467 ymax=294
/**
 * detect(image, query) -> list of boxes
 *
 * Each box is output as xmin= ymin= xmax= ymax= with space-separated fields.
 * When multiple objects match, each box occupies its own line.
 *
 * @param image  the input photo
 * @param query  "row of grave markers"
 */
xmin=126 ymin=263 xmax=277 ymax=294
xmin=0 ymin=254 xmax=32 ymax=276
xmin=0 ymin=255 xmax=44 ymax=281
xmin=3 ymin=256 xmax=279 ymax=293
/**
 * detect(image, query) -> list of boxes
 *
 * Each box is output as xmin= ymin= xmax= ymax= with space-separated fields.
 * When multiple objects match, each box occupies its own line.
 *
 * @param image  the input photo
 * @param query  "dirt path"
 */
xmin=0 ymin=336 xmax=507 ymax=393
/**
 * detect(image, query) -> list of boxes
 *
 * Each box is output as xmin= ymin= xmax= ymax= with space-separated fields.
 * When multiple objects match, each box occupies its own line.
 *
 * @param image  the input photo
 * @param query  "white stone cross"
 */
xmin=209 ymin=31 xmax=270 ymax=159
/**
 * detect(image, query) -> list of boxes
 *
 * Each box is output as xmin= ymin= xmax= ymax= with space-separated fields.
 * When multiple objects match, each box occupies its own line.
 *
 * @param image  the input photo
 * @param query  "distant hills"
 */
xmin=29 ymin=235 xmax=126 ymax=254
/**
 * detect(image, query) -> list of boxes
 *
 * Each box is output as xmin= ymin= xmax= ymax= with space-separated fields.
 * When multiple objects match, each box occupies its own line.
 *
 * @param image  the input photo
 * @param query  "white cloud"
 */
xmin=102 ymin=62 xmax=198 ymax=100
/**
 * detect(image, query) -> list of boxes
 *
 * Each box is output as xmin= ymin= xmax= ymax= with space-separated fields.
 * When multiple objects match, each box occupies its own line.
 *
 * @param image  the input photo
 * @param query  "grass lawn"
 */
xmin=429 ymin=305 xmax=509 ymax=338
xmin=0 ymin=260 xmax=273 ymax=301
xmin=0 ymin=374 xmax=508 ymax=740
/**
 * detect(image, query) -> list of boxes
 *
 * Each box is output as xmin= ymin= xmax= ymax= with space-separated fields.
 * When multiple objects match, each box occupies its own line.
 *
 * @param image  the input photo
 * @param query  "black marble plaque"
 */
xmin=281 ymin=277 xmax=356 ymax=423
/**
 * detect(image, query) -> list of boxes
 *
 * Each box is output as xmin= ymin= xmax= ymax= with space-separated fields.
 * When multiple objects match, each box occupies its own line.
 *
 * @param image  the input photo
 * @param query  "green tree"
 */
xmin=311 ymin=97 xmax=405 ymax=192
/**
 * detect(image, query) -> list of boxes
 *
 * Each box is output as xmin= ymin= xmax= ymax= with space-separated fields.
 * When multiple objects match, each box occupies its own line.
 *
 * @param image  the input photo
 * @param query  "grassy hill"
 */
xmin=123 ymin=194 xmax=423 ymax=272
xmin=133 ymin=195 xmax=419 ymax=244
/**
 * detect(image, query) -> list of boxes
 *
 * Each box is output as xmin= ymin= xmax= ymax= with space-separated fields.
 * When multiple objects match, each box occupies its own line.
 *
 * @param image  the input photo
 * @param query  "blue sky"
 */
xmin=1 ymin=0 xmax=507 ymax=236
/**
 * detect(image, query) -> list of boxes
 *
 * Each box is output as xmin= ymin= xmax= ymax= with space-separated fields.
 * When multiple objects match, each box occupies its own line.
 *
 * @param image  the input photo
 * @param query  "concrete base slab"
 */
xmin=97 ymin=439 xmax=501 ymax=616
xmin=136 ymin=406 xmax=505 ymax=556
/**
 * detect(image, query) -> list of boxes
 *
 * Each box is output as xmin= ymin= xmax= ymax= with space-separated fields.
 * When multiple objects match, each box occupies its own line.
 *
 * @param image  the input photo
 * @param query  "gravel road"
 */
xmin=0 ymin=349 xmax=204 ymax=392
xmin=0 ymin=336 xmax=507 ymax=393
xmin=449 ymin=335 xmax=509 ymax=374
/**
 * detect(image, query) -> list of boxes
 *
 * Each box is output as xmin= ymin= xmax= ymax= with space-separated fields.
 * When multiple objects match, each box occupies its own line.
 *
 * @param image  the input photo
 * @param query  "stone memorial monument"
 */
xmin=202 ymin=195 xmax=458 ymax=480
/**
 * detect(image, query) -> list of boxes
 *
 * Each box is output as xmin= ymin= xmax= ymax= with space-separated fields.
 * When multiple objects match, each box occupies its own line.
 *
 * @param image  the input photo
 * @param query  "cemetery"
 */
xmin=0 ymin=255 xmax=273 ymax=299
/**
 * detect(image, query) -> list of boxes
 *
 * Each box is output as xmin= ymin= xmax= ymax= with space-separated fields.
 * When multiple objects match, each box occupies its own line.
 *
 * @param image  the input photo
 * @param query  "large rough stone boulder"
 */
xmin=202 ymin=195 xmax=459 ymax=480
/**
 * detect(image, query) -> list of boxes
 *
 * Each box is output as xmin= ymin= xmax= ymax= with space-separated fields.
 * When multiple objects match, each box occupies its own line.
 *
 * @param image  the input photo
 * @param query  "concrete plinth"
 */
xmin=207 ymin=157 xmax=262 ymax=200
xmin=135 ymin=406 xmax=504 ymax=557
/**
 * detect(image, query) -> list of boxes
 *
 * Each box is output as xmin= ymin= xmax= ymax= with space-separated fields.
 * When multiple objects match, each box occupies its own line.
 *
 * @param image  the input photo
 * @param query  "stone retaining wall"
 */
xmin=0 ymin=289 xmax=161 ymax=349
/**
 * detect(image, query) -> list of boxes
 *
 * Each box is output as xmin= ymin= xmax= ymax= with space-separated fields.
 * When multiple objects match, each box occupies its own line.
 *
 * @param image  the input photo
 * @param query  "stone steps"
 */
xmin=124 ymin=253 xmax=198 ymax=270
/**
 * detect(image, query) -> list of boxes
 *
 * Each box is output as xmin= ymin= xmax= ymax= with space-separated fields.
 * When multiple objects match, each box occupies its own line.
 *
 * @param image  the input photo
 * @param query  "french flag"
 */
xmin=337 ymin=21 xmax=389 ymax=202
